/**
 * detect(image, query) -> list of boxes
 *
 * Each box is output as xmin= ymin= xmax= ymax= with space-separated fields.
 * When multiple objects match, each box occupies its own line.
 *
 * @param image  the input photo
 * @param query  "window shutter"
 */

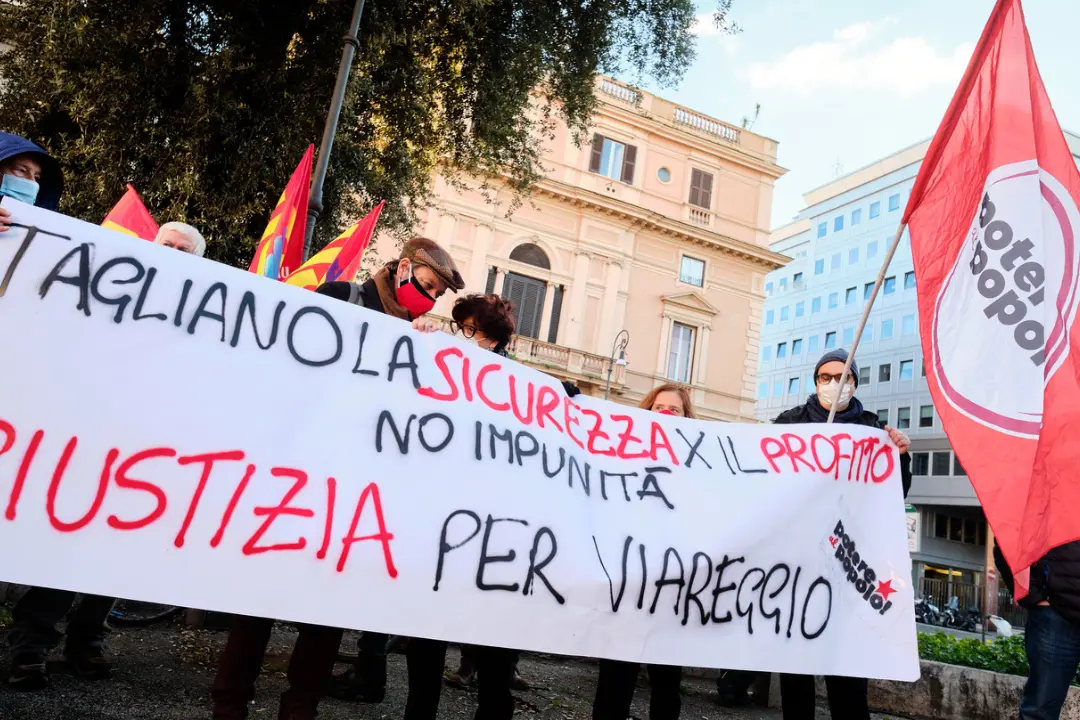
xmin=689 ymin=169 xmax=713 ymax=209
xmin=485 ymin=267 xmax=496 ymax=295
xmin=589 ymin=134 xmax=604 ymax=173
xmin=547 ymin=286 xmax=564 ymax=344
xmin=700 ymin=171 xmax=713 ymax=209
xmin=519 ymin=280 xmax=544 ymax=339
xmin=620 ymin=144 xmax=637 ymax=184
xmin=502 ymin=275 xmax=526 ymax=323
xmin=689 ymin=168 xmax=702 ymax=207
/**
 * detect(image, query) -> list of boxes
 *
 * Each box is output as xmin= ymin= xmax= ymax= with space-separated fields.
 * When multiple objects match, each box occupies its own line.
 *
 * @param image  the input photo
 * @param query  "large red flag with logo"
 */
xmin=904 ymin=0 xmax=1080 ymax=598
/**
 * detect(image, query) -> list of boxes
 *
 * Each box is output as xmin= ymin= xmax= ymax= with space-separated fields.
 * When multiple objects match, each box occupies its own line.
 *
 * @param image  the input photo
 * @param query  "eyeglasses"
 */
xmin=451 ymin=321 xmax=477 ymax=339
xmin=817 ymin=372 xmax=855 ymax=385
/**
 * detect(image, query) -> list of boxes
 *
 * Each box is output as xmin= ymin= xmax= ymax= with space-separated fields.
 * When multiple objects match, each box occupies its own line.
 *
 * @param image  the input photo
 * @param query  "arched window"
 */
xmin=509 ymin=243 xmax=551 ymax=270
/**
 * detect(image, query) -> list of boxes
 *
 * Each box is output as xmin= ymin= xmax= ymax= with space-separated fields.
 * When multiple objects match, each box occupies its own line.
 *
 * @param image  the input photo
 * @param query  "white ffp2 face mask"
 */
xmin=819 ymin=380 xmax=854 ymax=410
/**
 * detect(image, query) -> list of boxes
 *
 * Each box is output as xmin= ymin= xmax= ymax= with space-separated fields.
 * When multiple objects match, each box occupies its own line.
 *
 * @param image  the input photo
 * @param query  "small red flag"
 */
xmin=904 ymin=0 xmax=1080 ymax=598
xmin=102 ymin=184 xmax=159 ymax=241
xmin=285 ymin=201 xmax=385 ymax=292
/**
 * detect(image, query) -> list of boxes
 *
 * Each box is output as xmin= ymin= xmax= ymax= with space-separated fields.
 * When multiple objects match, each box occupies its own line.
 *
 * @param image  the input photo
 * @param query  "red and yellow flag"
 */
xmin=286 ymin=201 xmax=385 ymax=291
xmin=102 ymin=185 xmax=159 ymax=240
xmin=249 ymin=145 xmax=314 ymax=281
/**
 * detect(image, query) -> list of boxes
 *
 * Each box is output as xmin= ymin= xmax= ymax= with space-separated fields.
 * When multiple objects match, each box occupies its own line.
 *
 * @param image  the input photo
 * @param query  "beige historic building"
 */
xmin=404 ymin=78 xmax=788 ymax=421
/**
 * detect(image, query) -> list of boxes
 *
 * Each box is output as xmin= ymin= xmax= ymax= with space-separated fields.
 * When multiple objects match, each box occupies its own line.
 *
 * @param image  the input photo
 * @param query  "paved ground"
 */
xmin=0 ymin=622 xmax=912 ymax=720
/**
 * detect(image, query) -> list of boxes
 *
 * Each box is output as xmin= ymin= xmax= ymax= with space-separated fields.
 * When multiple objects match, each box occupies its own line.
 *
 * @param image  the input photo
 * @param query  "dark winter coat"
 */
xmin=316 ymin=278 xmax=383 ymax=311
xmin=0 ymin=132 xmax=64 ymax=210
xmin=774 ymin=398 xmax=912 ymax=498
xmin=995 ymin=541 xmax=1080 ymax=625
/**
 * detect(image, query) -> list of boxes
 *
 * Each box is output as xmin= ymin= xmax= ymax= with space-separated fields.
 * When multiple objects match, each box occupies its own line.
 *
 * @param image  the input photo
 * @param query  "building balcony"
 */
xmin=426 ymin=316 xmax=629 ymax=396
xmin=594 ymin=76 xmax=777 ymax=162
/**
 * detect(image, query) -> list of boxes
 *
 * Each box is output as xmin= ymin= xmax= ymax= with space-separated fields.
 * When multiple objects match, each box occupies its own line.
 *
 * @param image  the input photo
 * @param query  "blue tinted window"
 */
xmin=828 ymin=292 xmax=838 ymax=309
xmin=808 ymin=335 xmax=819 ymax=353
xmin=812 ymin=297 xmax=822 ymax=313
xmin=849 ymin=247 xmax=859 ymax=264
xmin=870 ymin=201 xmax=881 ymax=219
xmin=814 ymin=259 xmax=825 ymax=275
xmin=889 ymin=194 xmax=901 ymax=211
xmin=766 ymin=310 xmax=774 ymax=325
xmin=780 ymin=306 xmax=789 ymax=321
xmin=834 ymin=216 xmax=844 ymax=232
xmin=795 ymin=301 xmax=805 ymax=317
xmin=851 ymin=209 xmax=862 ymax=225
xmin=817 ymin=222 xmax=827 ymax=238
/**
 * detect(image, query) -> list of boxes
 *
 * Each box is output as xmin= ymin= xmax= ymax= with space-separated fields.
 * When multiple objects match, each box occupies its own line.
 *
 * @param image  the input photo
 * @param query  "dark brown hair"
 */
xmin=638 ymin=383 xmax=697 ymax=419
xmin=452 ymin=294 xmax=517 ymax=349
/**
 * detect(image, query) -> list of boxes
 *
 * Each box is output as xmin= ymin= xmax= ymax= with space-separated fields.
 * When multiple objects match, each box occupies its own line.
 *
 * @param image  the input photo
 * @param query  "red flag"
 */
xmin=285 ymin=201 xmax=384 ymax=292
xmin=249 ymin=145 xmax=314 ymax=281
xmin=904 ymin=0 xmax=1080 ymax=598
xmin=102 ymin=184 xmax=159 ymax=240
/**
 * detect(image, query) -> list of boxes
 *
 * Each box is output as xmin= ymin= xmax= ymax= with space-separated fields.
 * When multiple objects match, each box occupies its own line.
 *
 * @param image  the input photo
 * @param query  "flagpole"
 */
xmin=826 ymin=222 xmax=909 ymax=423
xmin=303 ymin=0 xmax=367 ymax=262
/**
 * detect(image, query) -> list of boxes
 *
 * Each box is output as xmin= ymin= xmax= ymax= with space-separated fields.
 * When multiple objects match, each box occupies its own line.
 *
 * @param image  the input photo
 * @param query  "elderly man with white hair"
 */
xmin=154 ymin=221 xmax=206 ymax=257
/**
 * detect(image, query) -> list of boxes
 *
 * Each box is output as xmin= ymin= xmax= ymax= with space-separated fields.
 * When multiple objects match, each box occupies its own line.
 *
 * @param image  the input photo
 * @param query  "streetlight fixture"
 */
xmin=605 ymin=329 xmax=629 ymax=400
xmin=303 ymin=0 xmax=367 ymax=261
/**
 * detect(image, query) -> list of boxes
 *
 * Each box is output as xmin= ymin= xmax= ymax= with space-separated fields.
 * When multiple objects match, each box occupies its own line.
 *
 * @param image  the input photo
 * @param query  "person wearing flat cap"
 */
xmin=210 ymin=236 xmax=465 ymax=720
xmin=773 ymin=347 xmax=911 ymax=720
xmin=315 ymin=235 xmax=465 ymax=319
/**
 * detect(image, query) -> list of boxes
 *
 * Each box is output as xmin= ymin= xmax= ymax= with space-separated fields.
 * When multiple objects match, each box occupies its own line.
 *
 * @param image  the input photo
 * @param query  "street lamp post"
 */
xmin=605 ymin=329 xmax=629 ymax=401
xmin=302 ymin=0 xmax=367 ymax=262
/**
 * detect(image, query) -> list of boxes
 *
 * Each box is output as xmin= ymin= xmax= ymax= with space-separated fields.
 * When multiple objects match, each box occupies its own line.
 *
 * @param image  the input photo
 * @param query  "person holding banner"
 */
xmin=591 ymin=382 xmax=696 ymax=720
xmin=775 ymin=348 xmax=910 ymax=720
xmin=388 ymin=292 xmax=528 ymax=720
xmin=0 ymin=135 xmax=117 ymax=692
xmin=210 ymin=236 xmax=464 ymax=720
xmin=0 ymin=131 xmax=63 ymax=233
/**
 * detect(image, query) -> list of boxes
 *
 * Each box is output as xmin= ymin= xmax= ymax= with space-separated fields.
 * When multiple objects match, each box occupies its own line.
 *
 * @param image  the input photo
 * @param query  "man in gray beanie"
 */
xmin=773 ymin=347 xmax=911 ymax=720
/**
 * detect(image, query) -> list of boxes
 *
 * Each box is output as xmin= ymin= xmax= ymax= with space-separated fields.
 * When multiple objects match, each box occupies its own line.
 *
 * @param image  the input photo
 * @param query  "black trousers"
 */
xmin=593 ymin=660 xmax=682 ymax=720
xmin=405 ymin=638 xmax=517 ymax=720
xmin=779 ymin=674 xmax=869 ymax=720
xmin=8 ymin=588 xmax=115 ymax=660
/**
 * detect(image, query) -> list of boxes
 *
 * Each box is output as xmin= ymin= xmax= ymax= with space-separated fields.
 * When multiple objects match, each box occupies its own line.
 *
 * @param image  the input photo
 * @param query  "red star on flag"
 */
xmin=876 ymin=579 xmax=896 ymax=601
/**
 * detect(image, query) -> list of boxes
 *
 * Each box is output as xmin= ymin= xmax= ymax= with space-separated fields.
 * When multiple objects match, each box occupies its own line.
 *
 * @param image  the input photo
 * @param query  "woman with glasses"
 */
xmin=591 ymin=382 xmax=696 ymax=720
xmin=774 ymin=348 xmax=911 ymax=720
xmin=405 ymin=293 xmax=536 ymax=720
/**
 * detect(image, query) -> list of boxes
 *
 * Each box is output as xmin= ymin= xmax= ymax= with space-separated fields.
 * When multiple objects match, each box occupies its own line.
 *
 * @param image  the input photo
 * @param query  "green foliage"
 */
xmin=918 ymin=632 xmax=1080 ymax=685
xmin=0 ymin=0 xmax=736 ymax=268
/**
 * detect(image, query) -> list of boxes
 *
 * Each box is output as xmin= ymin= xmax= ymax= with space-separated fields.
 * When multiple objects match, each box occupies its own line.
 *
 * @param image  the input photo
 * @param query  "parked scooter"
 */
xmin=941 ymin=596 xmax=979 ymax=631
xmin=915 ymin=596 xmax=941 ymax=625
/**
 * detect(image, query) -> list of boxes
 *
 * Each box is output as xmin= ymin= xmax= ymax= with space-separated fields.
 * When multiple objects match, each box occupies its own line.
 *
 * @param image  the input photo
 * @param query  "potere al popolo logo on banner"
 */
xmin=932 ymin=160 xmax=1080 ymax=438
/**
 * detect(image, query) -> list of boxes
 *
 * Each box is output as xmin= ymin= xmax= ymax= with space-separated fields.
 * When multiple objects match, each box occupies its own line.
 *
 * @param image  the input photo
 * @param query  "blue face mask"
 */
xmin=0 ymin=174 xmax=40 ymax=205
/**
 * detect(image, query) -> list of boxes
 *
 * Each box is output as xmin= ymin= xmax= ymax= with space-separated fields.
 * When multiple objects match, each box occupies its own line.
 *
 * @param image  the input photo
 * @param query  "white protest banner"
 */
xmin=0 ymin=200 xmax=919 ymax=680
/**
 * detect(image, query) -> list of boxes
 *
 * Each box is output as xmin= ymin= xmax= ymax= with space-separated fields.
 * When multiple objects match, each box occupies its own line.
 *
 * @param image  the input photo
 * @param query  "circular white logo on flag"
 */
xmin=932 ymin=160 xmax=1080 ymax=438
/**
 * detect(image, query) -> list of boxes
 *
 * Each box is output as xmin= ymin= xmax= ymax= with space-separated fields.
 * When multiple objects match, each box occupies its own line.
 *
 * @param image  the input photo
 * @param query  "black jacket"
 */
xmin=773 ymin=404 xmax=912 ymax=498
xmin=995 ymin=541 xmax=1080 ymax=624
xmin=316 ymin=279 xmax=383 ymax=311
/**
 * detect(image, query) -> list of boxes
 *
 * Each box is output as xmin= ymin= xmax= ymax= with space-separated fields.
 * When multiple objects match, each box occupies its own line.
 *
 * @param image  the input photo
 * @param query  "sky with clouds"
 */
xmin=619 ymin=0 xmax=1080 ymax=230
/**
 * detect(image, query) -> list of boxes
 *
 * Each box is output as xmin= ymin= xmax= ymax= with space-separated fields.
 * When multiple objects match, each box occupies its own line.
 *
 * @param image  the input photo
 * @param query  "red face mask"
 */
xmin=395 ymin=267 xmax=436 ymax=318
xmin=655 ymin=409 xmax=678 ymax=416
